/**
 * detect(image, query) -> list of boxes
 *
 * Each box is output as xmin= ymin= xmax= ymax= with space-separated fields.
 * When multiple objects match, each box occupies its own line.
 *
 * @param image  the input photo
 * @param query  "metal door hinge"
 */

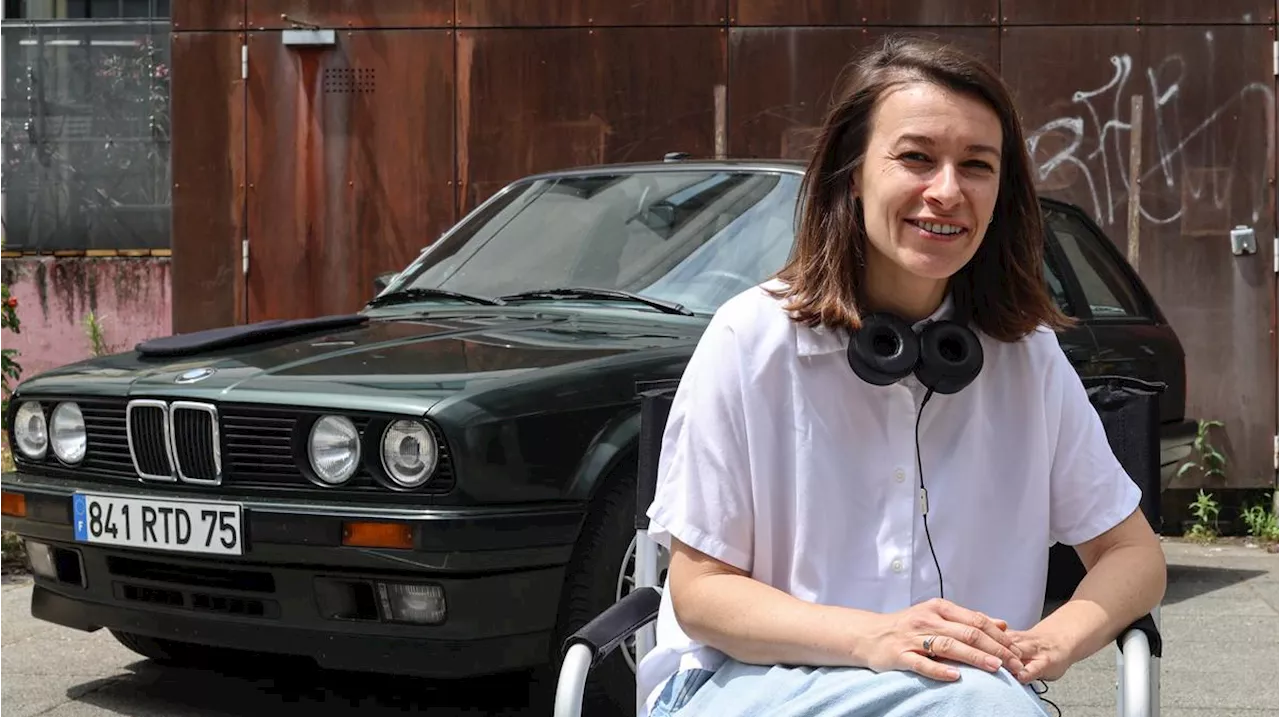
xmin=1274 ymin=237 xmax=1278 ymax=272
xmin=241 ymin=44 xmax=248 ymax=80
xmin=242 ymin=238 xmax=249 ymax=276
xmin=1273 ymin=40 xmax=1277 ymax=75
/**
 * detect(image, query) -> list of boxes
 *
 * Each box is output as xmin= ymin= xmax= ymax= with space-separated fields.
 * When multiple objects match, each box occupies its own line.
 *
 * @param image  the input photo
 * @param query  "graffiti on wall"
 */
xmin=1025 ymin=33 xmax=1276 ymax=234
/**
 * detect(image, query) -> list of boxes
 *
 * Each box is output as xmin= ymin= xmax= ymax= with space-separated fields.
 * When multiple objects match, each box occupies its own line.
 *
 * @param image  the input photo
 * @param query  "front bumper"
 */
xmin=1 ymin=471 xmax=584 ymax=678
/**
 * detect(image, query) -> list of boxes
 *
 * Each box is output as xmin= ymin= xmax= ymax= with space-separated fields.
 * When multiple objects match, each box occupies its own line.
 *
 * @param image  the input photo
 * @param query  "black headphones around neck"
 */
xmin=843 ymin=309 xmax=984 ymax=605
xmin=845 ymin=312 xmax=984 ymax=395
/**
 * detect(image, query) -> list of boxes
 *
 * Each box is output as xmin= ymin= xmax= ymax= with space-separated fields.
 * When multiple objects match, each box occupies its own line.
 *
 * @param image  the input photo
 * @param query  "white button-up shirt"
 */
xmin=635 ymin=281 xmax=1141 ymax=715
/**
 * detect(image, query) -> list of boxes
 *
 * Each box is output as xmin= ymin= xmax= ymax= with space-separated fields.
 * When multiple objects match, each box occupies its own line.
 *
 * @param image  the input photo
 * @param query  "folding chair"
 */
xmin=554 ymin=375 xmax=1165 ymax=717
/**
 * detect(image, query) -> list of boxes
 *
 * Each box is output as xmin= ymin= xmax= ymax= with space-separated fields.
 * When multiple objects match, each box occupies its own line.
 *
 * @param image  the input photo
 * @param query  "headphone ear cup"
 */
xmin=847 ymin=313 xmax=920 ymax=386
xmin=915 ymin=320 xmax=984 ymax=394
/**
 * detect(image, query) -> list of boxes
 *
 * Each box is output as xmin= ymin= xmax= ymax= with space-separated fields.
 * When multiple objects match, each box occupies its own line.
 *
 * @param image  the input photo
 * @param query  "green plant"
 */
xmin=1 ymin=271 xmax=21 ymax=417
xmin=1 ymin=435 xmax=11 ymax=471
xmin=1186 ymin=489 xmax=1221 ymax=542
xmin=2 ymin=438 xmax=24 ymax=571
xmin=1177 ymin=419 xmax=1228 ymax=482
xmin=1 ymin=529 xmax=26 ymax=571
xmin=1240 ymin=493 xmax=1279 ymax=542
xmin=84 ymin=311 xmax=110 ymax=356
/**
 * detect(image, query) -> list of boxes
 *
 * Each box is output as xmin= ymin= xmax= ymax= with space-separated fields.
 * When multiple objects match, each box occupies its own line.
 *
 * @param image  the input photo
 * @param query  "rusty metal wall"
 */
xmin=172 ymin=0 xmax=245 ymax=31
xmin=730 ymin=0 xmax=997 ymax=25
xmin=170 ymin=31 xmax=246 ymax=334
xmin=727 ymin=27 xmax=999 ymax=159
xmin=169 ymin=2 xmax=1277 ymax=489
xmin=246 ymin=1 xmax=453 ymax=29
xmin=456 ymin=27 xmax=725 ymax=211
xmin=244 ymin=28 xmax=456 ymax=321
xmin=1006 ymin=24 xmax=1278 ymax=492
xmin=457 ymin=0 xmax=725 ymax=26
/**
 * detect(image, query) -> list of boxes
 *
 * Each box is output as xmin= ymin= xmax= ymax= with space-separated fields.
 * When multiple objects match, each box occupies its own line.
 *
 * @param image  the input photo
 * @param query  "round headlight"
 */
xmin=308 ymin=416 xmax=360 ymax=485
xmin=380 ymin=420 xmax=437 ymax=488
xmin=50 ymin=402 xmax=87 ymax=464
xmin=13 ymin=402 xmax=48 ymax=460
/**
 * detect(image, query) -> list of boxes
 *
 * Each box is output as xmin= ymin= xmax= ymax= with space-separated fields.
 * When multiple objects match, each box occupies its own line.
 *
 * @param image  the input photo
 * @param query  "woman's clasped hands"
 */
xmin=865 ymin=598 xmax=1030 ymax=682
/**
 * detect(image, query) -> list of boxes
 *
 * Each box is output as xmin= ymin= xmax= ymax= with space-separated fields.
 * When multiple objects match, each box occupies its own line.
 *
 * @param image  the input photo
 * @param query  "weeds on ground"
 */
xmin=1 ymin=441 xmax=21 ymax=571
xmin=2 ymin=441 xmax=11 ymax=473
xmin=1240 ymin=493 xmax=1279 ymax=544
xmin=1 ymin=530 xmax=25 ymax=573
xmin=1185 ymin=489 xmax=1221 ymax=543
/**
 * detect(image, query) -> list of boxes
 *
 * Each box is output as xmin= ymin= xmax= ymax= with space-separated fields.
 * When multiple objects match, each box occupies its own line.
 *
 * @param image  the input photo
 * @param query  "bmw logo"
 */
xmin=175 ymin=367 xmax=216 ymax=384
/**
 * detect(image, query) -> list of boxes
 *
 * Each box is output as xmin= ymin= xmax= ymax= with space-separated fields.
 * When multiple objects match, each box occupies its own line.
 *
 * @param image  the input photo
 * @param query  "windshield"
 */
xmin=380 ymin=169 xmax=803 ymax=315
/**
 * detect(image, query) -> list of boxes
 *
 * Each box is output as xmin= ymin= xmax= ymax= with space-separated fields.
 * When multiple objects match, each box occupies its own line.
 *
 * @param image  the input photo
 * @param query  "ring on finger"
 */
xmin=923 ymin=635 xmax=938 ymax=657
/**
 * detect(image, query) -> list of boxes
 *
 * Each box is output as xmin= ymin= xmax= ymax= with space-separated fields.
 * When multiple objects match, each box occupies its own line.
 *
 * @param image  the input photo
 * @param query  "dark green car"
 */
xmin=1 ymin=159 xmax=1190 ymax=714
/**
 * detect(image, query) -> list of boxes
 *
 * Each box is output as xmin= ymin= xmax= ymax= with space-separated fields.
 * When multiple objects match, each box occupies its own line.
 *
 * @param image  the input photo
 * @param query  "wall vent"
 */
xmin=323 ymin=68 xmax=376 ymax=94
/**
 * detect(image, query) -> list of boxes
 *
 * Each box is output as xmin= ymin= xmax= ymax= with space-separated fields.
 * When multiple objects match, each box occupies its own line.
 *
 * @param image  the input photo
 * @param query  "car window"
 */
xmin=390 ymin=170 xmax=804 ymax=315
xmin=1045 ymin=209 xmax=1147 ymax=319
xmin=1042 ymin=254 xmax=1075 ymax=316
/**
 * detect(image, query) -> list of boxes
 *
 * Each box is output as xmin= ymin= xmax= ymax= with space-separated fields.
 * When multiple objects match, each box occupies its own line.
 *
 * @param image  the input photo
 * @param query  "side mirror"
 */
xmin=373 ymin=271 xmax=398 ymax=294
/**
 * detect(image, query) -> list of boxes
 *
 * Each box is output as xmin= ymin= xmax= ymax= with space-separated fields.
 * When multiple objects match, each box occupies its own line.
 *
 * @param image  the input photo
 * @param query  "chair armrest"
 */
xmin=1116 ymin=613 xmax=1162 ymax=658
xmin=561 ymin=586 xmax=662 ymax=668
xmin=1119 ymin=627 xmax=1153 ymax=717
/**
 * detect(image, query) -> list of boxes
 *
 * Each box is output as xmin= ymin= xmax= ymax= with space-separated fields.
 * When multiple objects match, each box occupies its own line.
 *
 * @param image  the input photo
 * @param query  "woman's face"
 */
xmin=854 ymin=81 xmax=1003 ymax=305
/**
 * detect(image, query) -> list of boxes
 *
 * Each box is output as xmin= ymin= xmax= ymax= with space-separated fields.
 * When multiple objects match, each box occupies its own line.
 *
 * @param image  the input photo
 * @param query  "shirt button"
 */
xmin=891 ymin=559 xmax=905 ymax=573
xmin=894 ymin=468 xmax=905 ymax=482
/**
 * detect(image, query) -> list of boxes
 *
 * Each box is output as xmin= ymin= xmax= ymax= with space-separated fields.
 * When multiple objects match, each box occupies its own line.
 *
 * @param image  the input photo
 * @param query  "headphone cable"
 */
xmin=916 ymin=387 xmax=1065 ymax=716
xmin=916 ymin=387 xmax=944 ymax=600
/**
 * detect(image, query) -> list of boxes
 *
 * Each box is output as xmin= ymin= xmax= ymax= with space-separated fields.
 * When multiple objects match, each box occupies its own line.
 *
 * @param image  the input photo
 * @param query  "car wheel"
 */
xmin=554 ymin=460 xmax=642 ymax=717
xmin=108 ymin=629 xmax=254 ymax=667
xmin=615 ymin=534 xmax=670 ymax=674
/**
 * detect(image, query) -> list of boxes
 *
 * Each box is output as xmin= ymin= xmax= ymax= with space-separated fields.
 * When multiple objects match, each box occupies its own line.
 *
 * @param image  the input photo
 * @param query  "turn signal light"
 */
xmin=342 ymin=521 xmax=413 ymax=549
xmin=1 ymin=492 xmax=26 ymax=517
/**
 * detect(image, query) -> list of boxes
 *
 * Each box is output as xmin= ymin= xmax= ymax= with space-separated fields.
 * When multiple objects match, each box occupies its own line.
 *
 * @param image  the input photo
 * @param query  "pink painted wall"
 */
xmin=1 ymin=257 xmax=172 ymax=380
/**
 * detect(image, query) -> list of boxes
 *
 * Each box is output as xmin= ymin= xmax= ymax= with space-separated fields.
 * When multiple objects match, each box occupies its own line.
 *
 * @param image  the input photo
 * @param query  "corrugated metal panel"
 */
xmin=1006 ymin=25 xmax=1278 ymax=487
xmin=170 ymin=32 xmax=246 ymax=333
xmin=458 ymin=0 xmax=726 ymax=27
xmin=455 ymin=28 xmax=726 ymax=211
xmin=727 ymin=27 xmax=1000 ymax=159
xmin=246 ymin=0 xmax=453 ymax=29
xmin=245 ymin=30 xmax=456 ymax=321
xmin=732 ymin=0 xmax=997 ymax=26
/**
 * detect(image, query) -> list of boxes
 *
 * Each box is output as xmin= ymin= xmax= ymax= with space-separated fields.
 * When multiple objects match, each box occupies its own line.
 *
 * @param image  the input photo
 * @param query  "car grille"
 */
xmin=127 ymin=400 xmax=175 ymax=480
xmin=15 ymin=398 xmax=454 ymax=496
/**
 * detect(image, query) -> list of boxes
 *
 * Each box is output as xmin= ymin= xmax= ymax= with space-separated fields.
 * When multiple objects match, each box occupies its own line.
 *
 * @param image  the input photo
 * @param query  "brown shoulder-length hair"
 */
xmin=767 ymin=35 xmax=1073 ymax=342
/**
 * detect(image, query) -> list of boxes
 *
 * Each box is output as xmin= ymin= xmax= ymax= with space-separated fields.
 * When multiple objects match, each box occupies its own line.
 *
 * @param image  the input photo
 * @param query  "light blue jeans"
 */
xmin=649 ymin=658 xmax=1052 ymax=717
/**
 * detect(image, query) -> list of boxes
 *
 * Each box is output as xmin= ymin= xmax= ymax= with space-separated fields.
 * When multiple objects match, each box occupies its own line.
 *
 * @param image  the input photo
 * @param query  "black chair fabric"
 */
xmin=1050 ymin=376 xmax=1166 ymax=601
xmin=634 ymin=380 xmax=679 ymax=531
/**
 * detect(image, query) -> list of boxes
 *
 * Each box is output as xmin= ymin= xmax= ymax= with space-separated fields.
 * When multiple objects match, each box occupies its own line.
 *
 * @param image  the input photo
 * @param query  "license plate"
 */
xmin=72 ymin=493 xmax=244 ymax=556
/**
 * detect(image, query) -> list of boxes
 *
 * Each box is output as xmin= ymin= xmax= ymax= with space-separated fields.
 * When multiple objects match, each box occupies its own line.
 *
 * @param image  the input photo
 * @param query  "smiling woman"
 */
xmin=767 ymin=35 xmax=1070 ymax=343
xmin=637 ymin=34 xmax=1166 ymax=717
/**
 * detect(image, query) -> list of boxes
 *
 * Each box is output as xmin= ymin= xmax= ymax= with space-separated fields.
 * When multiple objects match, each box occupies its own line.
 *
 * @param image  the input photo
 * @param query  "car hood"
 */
xmin=16 ymin=309 xmax=703 ymax=415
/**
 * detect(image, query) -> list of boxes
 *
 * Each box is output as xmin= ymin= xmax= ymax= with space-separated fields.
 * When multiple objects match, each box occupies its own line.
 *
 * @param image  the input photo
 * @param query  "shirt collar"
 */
xmin=795 ymin=293 xmax=956 ymax=358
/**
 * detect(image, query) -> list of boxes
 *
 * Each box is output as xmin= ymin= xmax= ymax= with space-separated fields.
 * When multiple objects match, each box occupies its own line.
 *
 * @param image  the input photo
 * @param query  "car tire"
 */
xmin=109 ymin=629 xmax=248 ymax=667
xmin=553 ymin=459 xmax=639 ymax=717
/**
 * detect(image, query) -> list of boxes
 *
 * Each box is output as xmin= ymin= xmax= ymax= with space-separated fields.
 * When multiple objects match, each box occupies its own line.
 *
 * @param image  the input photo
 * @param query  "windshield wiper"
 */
xmin=366 ymin=287 xmax=506 ymax=308
xmin=498 ymin=287 xmax=693 ymax=316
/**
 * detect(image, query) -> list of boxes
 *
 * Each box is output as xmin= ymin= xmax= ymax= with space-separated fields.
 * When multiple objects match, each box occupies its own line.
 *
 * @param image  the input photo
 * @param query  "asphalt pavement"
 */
xmin=1 ymin=538 xmax=1275 ymax=716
